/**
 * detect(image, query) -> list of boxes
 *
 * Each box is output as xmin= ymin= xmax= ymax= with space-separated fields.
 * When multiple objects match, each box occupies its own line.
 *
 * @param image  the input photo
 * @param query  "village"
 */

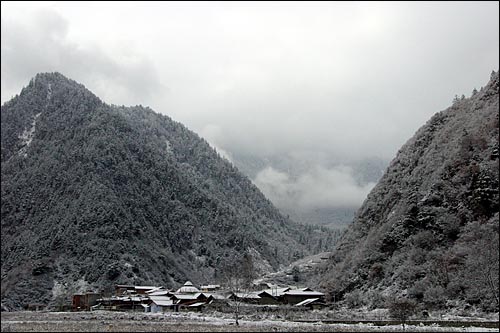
xmin=72 ymin=281 xmax=327 ymax=314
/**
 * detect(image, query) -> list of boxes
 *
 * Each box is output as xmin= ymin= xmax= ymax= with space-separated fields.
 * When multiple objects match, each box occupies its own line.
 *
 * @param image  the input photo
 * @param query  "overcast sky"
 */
xmin=2 ymin=1 xmax=499 ymax=216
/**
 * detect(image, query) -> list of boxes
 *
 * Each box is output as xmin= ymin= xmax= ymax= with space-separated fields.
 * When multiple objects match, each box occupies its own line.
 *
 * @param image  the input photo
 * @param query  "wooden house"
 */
xmin=283 ymin=290 xmax=325 ymax=305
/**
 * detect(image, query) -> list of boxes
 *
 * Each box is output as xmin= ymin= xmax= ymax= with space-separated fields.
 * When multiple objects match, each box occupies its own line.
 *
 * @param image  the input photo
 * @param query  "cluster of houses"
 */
xmin=72 ymin=281 xmax=326 ymax=313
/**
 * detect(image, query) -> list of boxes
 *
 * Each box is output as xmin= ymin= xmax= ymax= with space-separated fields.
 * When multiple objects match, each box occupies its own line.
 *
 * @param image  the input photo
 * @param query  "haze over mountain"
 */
xmin=2 ymin=2 xmax=498 ymax=233
xmin=231 ymin=153 xmax=387 ymax=229
xmin=0 ymin=73 xmax=335 ymax=310
xmin=320 ymin=71 xmax=499 ymax=312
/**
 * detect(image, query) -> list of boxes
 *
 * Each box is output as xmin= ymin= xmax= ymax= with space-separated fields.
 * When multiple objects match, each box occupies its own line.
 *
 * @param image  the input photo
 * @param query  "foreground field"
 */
xmin=1 ymin=311 xmax=498 ymax=332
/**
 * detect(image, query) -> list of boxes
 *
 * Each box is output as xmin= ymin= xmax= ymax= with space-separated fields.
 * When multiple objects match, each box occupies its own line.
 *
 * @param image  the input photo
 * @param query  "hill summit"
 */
xmin=1 ymin=73 xmax=333 ymax=309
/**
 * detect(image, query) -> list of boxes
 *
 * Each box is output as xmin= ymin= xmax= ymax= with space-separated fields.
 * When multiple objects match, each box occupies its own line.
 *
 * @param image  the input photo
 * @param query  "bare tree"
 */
xmin=217 ymin=252 xmax=256 ymax=326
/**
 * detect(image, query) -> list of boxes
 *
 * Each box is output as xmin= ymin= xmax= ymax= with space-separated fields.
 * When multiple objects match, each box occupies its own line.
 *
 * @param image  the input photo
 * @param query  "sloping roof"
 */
xmin=173 ymin=293 xmax=205 ymax=300
xmin=176 ymin=281 xmax=200 ymax=293
xmin=149 ymin=296 xmax=172 ymax=302
xmin=145 ymin=287 xmax=164 ymax=294
xmin=135 ymin=286 xmax=158 ymax=290
xmin=234 ymin=292 xmax=261 ymax=299
xmin=187 ymin=302 xmax=206 ymax=307
xmin=151 ymin=299 xmax=175 ymax=307
xmin=284 ymin=290 xmax=324 ymax=297
xmin=128 ymin=296 xmax=145 ymax=302
xmin=205 ymin=293 xmax=227 ymax=300
xmin=294 ymin=298 xmax=321 ymax=307
xmin=262 ymin=287 xmax=290 ymax=297
xmin=147 ymin=290 xmax=171 ymax=296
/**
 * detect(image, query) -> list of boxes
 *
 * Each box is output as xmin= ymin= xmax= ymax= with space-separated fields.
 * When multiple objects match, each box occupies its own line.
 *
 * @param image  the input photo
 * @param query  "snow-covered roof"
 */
xmin=173 ymin=293 xmax=204 ymax=300
xmin=262 ymin=287 xmax=290 ymax=297
xmin=148 ymin=290 xmax=171 ymax=296
xmin=149 ymin=296 xmax=172 ymax=302
xmin=187 ymin=302 xmax=206 ymax=307
xmin=204 ymin=293 xmax=227 ymax=300
xmin=135 ymin=286 xmax=158 ymax=290
xmin=234 ymin=292 xmax=261 ymax=299
xmin=294 ymin=298 xmax=320 ymax=307
xmin=149 ymin=295 xmax=175 ymax=307
xmin=145 ymin=287 xmax=165 ymax=294
xmin=284 ymin=290 xmax=324 ymax=296
xmin=151 ymin=299 xmax=175 ymax=307
xmin=176 ymin=281 xmax=200 ymax=293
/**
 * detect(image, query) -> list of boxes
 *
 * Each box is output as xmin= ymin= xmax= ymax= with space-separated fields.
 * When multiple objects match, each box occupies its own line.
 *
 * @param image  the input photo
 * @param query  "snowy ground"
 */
xmin=1 ymin=311 xmax=498 ymax=332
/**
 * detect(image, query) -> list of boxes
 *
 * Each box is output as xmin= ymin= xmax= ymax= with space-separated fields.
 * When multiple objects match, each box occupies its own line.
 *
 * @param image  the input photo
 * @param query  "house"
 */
xmin=115 ymin=285 xmax=135 ymax=296
xmin=171 ymin=292 xmax=210 ymax=306
xmin=72 ymin=292 xmax=101 ymax=311
xmin=262 ymin=287 xmax=290 ymax=298
xmin=283 ymin=290 xmax=325 ymax=305
xmin=204 ymin=292 xmax=229 ymax=309
xmin=229 ymin=292 xmax=261 ymax=304
xmin=181 ymin=302 xmax=206 ymax=312
xmin=256 ymin=290 xmax=281 ymax=305
xmin=96 ymin=295 xmax=148 ymax=311
xmin=149 ymin=296 xmax=178 ymax=313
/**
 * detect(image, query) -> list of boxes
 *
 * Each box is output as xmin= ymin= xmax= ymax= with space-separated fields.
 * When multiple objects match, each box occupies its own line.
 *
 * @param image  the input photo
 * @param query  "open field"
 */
xmin=1 ymin=311 xmax=498 ymax=332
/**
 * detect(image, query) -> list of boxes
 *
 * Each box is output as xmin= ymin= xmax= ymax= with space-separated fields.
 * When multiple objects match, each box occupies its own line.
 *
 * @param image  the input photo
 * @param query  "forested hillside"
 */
xmin=1 ymin=73 xmax=335 ymax=309
xmin=320 ymin=71 xmax=499 ymax=312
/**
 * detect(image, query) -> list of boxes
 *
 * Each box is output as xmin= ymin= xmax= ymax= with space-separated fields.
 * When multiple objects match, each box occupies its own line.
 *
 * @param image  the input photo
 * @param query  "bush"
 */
xmin=388 ymin=298 xmax=417 ymax=323
xmin=344 ymin=290 xmax=365 ymax=308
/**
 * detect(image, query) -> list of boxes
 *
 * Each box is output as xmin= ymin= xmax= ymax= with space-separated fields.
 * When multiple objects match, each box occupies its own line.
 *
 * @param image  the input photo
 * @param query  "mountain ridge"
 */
xmin=319 ymin=71 xmax=499 ymax=312
xmin=1 ymin=72 xmax=334 ymax=309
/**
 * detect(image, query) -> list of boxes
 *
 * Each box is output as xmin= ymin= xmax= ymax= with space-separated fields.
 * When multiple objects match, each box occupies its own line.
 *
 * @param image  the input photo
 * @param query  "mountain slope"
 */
xmin=320 ymin=71 xmax=499 ymax=312
xmin=1 ymin=73 xmax=333 ymax=309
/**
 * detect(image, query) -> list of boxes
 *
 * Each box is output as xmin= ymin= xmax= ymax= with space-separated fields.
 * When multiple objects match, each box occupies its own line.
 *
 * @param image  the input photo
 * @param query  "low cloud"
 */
xmin=1 ymin=3 xmax=497 ymax=221
xmin=199 ymin=124 xmax=233 ymax=162
xmin=254 ymin=165 xmax=375 ymax=211
xmin=1 ymin=8 xmax=164 ymax=106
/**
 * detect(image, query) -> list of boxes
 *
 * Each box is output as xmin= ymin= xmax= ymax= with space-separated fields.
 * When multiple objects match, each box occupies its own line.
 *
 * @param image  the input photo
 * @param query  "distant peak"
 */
xmin=23 ymin=72 xmax=101 ymax=105
xmin=31 ymin=72 xmax=76 ymax=87
xmin=34 ymin=72 xmax=67 ymax=80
